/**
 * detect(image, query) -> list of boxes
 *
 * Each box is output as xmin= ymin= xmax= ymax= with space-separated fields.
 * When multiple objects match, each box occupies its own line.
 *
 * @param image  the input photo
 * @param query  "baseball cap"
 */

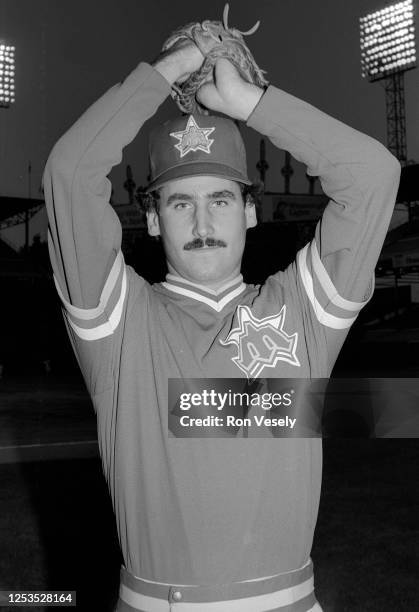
xmin=145 ymin=114 xmax=251 ymax=192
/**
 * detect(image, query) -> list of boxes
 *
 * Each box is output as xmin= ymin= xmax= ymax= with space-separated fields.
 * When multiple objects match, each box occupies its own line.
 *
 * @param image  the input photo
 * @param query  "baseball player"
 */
xmin=43 ymin=30 xmax=400 ymax=612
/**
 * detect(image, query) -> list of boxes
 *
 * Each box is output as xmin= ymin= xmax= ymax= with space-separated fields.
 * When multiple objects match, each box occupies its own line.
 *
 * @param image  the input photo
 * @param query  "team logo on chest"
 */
xmin=170 ymin=116 xmax=215 ymax=158
xmin=220 ymin=305 xmax=300 ymax=379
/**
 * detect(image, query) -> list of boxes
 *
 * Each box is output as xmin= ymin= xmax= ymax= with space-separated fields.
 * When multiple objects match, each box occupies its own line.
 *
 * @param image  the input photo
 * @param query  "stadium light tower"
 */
xmin=0 ymin=42 xmax=15 ymax=108
xmin=360 ymin=0 xmax=417 ymax=164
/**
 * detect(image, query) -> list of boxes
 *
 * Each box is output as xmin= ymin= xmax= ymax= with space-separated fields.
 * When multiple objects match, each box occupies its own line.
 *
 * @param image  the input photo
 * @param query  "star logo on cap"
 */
xmin=170 ymin=116 xmax=215 ymax=158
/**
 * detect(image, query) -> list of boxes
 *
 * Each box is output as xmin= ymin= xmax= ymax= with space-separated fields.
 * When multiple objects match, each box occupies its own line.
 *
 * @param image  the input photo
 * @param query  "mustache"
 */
xmin=183 ymin=238 xmax=227 ymax=251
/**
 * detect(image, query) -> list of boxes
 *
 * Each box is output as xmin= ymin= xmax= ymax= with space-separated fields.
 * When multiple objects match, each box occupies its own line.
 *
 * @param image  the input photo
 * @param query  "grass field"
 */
xmin=0 ymin=441 xmax=418 ymax=611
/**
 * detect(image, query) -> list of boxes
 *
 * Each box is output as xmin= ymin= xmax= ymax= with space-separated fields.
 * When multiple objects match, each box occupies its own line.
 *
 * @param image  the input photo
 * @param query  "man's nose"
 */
xmin=192 ymin=206 xmax=214 ymax=238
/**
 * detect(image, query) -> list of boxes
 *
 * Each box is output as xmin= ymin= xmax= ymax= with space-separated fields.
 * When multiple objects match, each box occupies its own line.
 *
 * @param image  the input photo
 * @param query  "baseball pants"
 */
xmin=114 ymin=558 xmax=323 ymax=611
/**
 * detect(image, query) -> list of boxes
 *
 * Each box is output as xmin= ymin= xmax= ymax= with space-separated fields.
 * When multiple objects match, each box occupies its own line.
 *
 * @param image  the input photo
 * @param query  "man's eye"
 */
xmin=212 ymin=200 xmax=228 ymax=207
xmin=174 ymin=202 xmax=191 ymax=210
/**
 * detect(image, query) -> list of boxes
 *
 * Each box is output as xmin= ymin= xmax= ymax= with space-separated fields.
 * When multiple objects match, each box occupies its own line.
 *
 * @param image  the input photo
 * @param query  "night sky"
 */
xmin=1 ymin=0 xmax=418 ymax=244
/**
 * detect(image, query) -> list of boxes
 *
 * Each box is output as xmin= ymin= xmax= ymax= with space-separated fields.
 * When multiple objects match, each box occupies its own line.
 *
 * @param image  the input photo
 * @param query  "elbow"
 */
xmin=43 ymin=140 xmax=74 ymax=183
xmin=372 ymin=142 xmax=401 ymax=178
xmin=383 ymin=149 xmax=401 ymax=180
xmin=45 ymin=141 xmax=67 ymax=172
xmin=42 ymin=155 xmax=61 ymax=194
xmin=384 ymin=152 xmax=401 ymax=191
xmin=365 ymin=142 xmax=401 ymax=190
xmin=43 ymin=152 xmax=57 ymax=182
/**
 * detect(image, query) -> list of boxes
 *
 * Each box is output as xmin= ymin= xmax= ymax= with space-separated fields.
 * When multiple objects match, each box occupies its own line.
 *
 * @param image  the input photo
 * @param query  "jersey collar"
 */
xmin=162 ymin=274 xmax=246 ymax=312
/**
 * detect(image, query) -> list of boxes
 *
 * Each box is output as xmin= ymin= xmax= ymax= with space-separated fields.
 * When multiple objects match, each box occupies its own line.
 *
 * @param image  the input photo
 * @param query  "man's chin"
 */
xmin=167 ymin=249 xmax=242 ymax=286
xmin=182 ymin=262 xmax=234 ymax=285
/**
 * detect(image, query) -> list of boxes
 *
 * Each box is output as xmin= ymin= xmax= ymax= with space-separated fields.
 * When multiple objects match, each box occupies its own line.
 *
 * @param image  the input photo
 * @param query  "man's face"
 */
xmin=146 ymin=176 xmax=257 ymax=287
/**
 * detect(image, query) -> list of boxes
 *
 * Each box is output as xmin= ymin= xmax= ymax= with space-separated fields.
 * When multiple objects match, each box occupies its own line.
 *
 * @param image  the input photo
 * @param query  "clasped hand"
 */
xmin=153 ymin=41 xmax=263 ymax=122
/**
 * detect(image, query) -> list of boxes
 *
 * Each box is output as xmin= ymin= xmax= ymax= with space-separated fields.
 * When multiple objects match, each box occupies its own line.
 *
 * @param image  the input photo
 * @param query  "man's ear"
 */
xmin=146 ymin=210 xmax=161 ymax=236
xmin=245 ymin=198 xmax=257 ymax=229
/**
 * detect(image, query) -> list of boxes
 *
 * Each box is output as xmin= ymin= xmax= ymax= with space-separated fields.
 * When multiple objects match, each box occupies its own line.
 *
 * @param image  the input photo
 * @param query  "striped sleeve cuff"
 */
xmin=297 ymin=240 xmax=374 ymax=330
xmin=53 ymin=250 xmax=127 ymax=341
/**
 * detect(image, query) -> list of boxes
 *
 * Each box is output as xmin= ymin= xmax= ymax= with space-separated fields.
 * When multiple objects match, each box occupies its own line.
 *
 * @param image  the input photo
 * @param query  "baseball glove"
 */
xmin=161 ymin=3 xmax=269 ymax=115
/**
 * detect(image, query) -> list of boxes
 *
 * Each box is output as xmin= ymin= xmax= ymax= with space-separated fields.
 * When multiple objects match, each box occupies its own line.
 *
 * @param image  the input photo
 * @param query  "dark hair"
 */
xmin=136 ymin=181 xmax=263 ymax=218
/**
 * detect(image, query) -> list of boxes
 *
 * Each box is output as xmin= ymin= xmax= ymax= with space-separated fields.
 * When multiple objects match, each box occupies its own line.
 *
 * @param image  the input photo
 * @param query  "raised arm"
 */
xmin=42 ymin=44 xmax=204 ymax=392
xmin=43 ymin=64 xmax=168 ymax=310
xmin=249 ymin=85 xmax=401 ymax=366
xmin=198 ymin=58 xmax=400 ymax=304
xmin=198 ymin=59 xmax=400 ymax=366
xmin=246 ymin=83 xmax=401 ymax=305
xmin=43 ymin=42 xmax=204 ymax=311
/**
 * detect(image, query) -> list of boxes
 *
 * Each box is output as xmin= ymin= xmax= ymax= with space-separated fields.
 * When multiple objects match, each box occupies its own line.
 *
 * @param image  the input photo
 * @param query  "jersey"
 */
xmin=42 ymin=62 xmax=400 ymax=592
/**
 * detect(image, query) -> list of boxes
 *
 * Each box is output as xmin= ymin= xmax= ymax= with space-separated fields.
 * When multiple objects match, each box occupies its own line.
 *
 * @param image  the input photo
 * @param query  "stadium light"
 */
xmin=360 ymin=0 xmax=417 ymax=162
xmin=360 ymin=0 xmax=416 ymax=82
xmin=0 ymin=42 xmax=15 ymax=108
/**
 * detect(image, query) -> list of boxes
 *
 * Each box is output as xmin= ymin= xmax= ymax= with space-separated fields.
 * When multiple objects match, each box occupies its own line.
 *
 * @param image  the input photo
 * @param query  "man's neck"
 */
xmin=165 ymin=272 xmax=243 ymax=293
